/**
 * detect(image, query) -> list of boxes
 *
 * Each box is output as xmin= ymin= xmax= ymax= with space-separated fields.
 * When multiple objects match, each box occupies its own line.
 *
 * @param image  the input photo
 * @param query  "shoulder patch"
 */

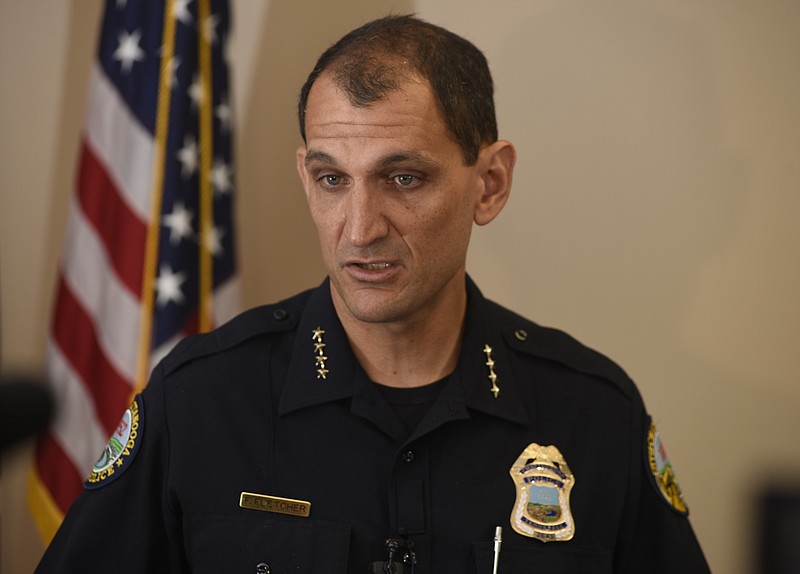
xmin=85 ymin=395 xmax=143 ymax=489
xmin=645 ymin=420 xmax=688 ymax=515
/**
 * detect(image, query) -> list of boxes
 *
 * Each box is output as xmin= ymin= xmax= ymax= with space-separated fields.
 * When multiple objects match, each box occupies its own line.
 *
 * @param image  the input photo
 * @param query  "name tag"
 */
xmin=239 ymin=492 xmax=311 ymax=517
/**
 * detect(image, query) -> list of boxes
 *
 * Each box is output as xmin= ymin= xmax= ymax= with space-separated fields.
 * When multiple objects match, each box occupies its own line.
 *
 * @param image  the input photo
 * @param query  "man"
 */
xmin=37 ymin=15 xmax=710 ymax=573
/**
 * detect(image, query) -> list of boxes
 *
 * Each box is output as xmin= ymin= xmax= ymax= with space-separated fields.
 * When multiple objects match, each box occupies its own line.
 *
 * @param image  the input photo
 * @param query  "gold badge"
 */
xmin=646 ymin=423 xmax=688 ymax=514
xmin=509 ymin=443 xmax=575 ymax=542
xmin=239 ymin=492 xmax=311 ymax=517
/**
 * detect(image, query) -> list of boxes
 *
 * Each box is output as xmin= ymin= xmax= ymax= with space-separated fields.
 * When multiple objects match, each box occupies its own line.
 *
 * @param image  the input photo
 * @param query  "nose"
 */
xmin=343 ymin=185 xmax=389 ymax=247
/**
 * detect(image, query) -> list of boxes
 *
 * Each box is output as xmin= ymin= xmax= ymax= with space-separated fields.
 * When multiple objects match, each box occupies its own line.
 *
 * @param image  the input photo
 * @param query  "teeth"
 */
xmin=360 ymin=263 xmax=390 ymax=271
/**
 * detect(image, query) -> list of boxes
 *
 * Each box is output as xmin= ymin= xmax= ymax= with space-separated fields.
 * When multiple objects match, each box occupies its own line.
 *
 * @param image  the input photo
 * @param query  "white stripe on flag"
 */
xmin=61 ymin=199 xmax=141 ymax=382
xmin=85 ymin=63 xmax=154 ymax=223
xmin=46 ymin=340 xmax=109 ymax=476
xmin=213 ymin=275 xmax=241 ymax=326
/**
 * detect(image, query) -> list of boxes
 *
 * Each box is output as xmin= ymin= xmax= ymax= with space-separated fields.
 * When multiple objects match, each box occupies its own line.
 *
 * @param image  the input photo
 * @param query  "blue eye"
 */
xmin=393 ymin=174 xmax=417 ymax=187
xmin=324 ymin=175 xmax=341 ymax=185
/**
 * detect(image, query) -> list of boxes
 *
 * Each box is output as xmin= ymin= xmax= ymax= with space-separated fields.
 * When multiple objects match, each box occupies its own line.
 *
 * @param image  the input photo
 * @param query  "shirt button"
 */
xmin=401 ymin=450 xmax=415 ymax=463
xmin=255 ymin=563 xmax=270 ymax=574
xmin=273 ymin=308 xmax=288 ymax=321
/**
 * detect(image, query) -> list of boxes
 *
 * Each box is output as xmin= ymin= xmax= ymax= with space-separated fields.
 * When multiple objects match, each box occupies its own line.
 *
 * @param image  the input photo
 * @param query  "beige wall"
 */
xmin=1 ymin=1 xmax=798 ymax=572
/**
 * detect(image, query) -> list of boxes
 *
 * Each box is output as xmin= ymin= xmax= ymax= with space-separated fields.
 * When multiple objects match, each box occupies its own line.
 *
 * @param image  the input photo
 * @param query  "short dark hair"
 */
xmin=297 ymin=15 xmax=498 ymax=165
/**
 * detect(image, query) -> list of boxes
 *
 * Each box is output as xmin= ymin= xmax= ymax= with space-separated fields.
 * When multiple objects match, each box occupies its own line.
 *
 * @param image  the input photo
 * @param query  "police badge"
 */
xmin=509 ymin=443 xmax=575 ymax=542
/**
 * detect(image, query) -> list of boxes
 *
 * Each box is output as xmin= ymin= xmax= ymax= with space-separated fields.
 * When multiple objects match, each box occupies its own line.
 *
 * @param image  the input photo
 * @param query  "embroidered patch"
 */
xmin=509 ymin=443 xmax=575 ymax=542
xmin=85 ymin=395 xmax=143 ymax=489
xmin=646 ymin=421 xmax=688 ymax=515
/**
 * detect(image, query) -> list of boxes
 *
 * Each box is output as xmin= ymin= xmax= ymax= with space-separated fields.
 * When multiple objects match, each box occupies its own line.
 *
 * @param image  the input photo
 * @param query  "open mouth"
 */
xmin=357 ymin=262 xmax=391 ymax=271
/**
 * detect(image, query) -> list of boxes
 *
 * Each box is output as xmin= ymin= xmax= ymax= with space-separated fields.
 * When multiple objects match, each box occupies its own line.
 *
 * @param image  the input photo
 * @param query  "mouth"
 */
xmin=356 ymin=262 xmax=392 ymax=271
xmin=344 ymin=260 xmax=398 ymax=282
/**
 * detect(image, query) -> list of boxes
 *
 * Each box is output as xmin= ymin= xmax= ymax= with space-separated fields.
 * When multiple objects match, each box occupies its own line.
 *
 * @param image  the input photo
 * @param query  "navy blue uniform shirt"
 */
xmin=37 ymin=277 xmax=710 ymax=573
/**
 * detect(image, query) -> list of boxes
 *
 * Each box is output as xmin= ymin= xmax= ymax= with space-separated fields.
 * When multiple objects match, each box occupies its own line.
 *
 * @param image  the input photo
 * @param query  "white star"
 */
xmin=113 ymin=29 xmax=145 ymax=74
xmin=155 ymin=264 xmax=187 ymax=307
xmin=211 ymin=159 xmax=233 ymax=195
xmin=174 ymin=0 xmax=193 ymax=25
xmin=215 ymin=97 xmax=232 ymax=133
xmin=162 ymin=201 xmax=194 ymax=245
xmin=188 ymin=73 xmax=205 ymax=109
xmin=203 ymin=14 xmax=221 ymax=44
xmin=202 ymin=225 xmax=225 ymax=257
xmin=164 ymin=56 xmax=181 ymax=88
xmin=177 ymin=134 xmax=198 ymax=178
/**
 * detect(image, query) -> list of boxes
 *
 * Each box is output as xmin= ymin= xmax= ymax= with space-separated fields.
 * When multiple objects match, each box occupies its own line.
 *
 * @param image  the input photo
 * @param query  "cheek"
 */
xmin=309 ymin=206 xmax=338 ymax=250
xmin=410 ymin=201 xmax=472 ymax=257
xmin=437 ymin=187 xmax=476 ymax=234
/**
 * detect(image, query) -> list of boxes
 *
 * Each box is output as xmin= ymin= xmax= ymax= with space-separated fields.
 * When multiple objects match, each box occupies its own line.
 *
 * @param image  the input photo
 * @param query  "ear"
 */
xmin=474 ymin=140 xmax=516 ymax=226
xmin=296 ymin=146 xmax=310 ymax=199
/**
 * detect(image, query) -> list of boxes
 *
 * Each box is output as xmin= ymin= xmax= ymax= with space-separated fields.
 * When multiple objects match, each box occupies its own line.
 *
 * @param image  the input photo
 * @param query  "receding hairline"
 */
xmin=302 ymin=70 xmax=468 ymax=162
xmin=298 ymin=14 xmax=498 ymax=165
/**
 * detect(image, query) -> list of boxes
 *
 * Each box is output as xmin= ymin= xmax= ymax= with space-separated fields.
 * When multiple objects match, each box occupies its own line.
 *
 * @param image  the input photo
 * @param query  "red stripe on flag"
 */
xmin=182 ymin=310 xmax=198 ymax=337
xmin=51 ymin=276 xmax=134 ymax=433
xmin=35 ymin=432 xmax=84 ymax=516
xmin=76 ymin=141 xmax=147 ymax=298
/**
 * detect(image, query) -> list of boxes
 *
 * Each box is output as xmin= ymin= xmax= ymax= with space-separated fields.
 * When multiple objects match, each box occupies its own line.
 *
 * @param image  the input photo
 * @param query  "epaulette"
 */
xmin=491 ymin=301 xmax=639 ymax=402
xmin=162 ymin=288 xmax=312 ymax=376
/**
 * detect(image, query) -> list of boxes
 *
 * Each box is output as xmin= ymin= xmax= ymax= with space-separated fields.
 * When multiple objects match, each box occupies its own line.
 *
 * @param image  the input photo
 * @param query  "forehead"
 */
xmin=303 ymin=73 xmax=455 ymax=155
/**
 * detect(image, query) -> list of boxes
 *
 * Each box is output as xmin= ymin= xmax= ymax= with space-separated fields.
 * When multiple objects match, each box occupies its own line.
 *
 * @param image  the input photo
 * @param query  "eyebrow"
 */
xmin=376 ymin=151 xmax=436 ymax=170
xmin=304 ymin=149 xmax=437 ymax=171
xmin=304 ymin=150 xmax=336 ymax=167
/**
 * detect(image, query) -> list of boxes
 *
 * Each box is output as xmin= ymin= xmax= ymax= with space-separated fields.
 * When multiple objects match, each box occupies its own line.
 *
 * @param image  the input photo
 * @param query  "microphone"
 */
xmin=493 ymin=526 xmax=502 ymax=574
xmin=369 ymin=529 xmax=417 ymax=573
xmin=0 ymin=375 xmax=54 ymax=454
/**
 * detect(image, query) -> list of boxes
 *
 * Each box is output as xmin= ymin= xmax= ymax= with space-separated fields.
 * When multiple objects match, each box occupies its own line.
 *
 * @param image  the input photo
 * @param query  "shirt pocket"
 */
xmin=189 ymin=514 xmax=350 ymax=573
xmin=473 ymin=541 xmax=612 ymax=574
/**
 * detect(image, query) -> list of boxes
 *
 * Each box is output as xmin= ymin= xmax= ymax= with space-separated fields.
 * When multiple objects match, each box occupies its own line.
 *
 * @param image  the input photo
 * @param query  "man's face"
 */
xmin=297 ymin=73 xmax=488 ymax=327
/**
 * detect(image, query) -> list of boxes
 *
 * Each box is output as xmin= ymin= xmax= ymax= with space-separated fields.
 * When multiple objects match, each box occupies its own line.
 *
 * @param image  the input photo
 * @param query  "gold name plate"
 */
xmin=239 ymin=492 xmax=311 ymax=517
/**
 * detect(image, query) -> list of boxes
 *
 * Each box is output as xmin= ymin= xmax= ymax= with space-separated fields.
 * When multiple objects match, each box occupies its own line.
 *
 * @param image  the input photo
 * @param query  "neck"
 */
xmin=333 ymin=282 xmax=467 ymax=388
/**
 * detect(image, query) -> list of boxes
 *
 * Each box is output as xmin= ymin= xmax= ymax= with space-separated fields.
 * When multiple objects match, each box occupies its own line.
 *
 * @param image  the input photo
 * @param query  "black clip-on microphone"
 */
xmin=368 ymin=528 xmax=417 ymax=573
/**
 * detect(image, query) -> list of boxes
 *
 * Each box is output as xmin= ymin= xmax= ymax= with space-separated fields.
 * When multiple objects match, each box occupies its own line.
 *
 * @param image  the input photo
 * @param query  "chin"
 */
xmin=331 ymin=278 xmax=400 ymax=321
xmin=345 ymin=302 xmax=403 ymax=325
xmin=338 ymin=291 xmax=410 ymax=325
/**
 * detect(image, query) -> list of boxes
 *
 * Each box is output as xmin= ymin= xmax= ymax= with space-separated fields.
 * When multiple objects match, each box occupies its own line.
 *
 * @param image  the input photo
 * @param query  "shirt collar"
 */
xmin=452 ymin=276 xmax=529 ymax=426
xmin=279 ymin=279 xmax=356 ymax=415
xmin=279 ymin=276 xmax=529 ymax=428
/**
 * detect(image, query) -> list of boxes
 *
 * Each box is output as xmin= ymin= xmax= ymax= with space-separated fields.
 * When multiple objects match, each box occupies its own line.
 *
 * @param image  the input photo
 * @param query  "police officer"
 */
xmin=37 ymin=15 xmax=710 ymax=573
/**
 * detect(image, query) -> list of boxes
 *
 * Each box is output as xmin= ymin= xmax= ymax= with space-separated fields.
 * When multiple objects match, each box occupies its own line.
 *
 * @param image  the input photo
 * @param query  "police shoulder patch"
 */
xmin=85 ymin=395 xmax=144 ymax=489
xmin=646 ymin=420 xmax=688 ymax=515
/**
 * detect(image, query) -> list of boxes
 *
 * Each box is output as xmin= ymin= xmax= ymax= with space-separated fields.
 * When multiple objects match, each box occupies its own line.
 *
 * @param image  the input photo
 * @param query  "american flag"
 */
xmin=28 ymin=0 xmax=238 ymax=543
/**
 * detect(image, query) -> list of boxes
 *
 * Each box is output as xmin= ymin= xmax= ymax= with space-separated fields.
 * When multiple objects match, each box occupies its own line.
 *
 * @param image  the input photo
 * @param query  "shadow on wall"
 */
xmin=237 ymin=0 xmax=414 ymax=308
